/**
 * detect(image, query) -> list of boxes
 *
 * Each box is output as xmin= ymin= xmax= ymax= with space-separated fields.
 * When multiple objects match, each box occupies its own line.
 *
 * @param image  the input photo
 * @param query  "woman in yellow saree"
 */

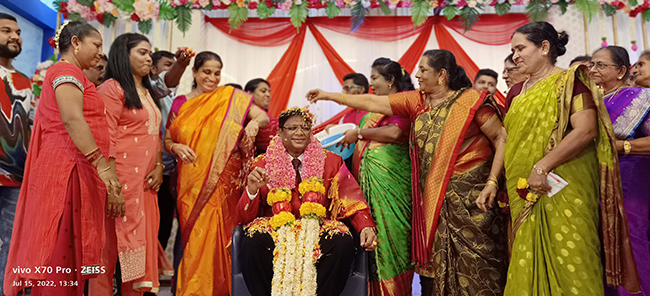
xmin=504 ymin=22 xmax=640 ymax=295
xmin=163 ymin=51 xmax=269 ymax=296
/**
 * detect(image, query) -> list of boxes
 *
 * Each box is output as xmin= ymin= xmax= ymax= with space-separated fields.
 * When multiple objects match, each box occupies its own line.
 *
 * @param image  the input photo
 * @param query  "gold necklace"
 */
xmin=522 ymin=66 xmax=557 ymax=94
xmin=605 ymin=86 xmax=624 ymax=103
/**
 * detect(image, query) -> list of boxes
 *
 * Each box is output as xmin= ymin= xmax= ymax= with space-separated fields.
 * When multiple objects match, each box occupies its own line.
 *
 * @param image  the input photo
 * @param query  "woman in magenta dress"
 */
xmin=88 ymin=33 xmax=172 ymax=295
xmin=4 ymin=21 xmax=123 ymax=296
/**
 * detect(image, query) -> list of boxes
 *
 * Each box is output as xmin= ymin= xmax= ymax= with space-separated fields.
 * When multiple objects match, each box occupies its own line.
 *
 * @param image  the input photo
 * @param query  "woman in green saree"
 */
xmin=307 ymin=50 xmax=509 ymax=295
xmin=336 ymin=58 xmax=414 ymax=295
xmin=504 ymin=22 xmax=640 ymax=295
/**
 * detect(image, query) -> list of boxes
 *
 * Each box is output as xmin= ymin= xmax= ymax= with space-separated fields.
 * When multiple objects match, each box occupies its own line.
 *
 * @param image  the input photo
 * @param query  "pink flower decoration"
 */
xmin=335 ymin=0 xmax=345 ymax=7
xmin=265 ymin=135 xmax=326 ymax=191
xmin=602 ymin=40 xmax=608 ymax=47
xmin=632 ymin=43 xmax=639 ymax=51
xmin=279 ymin=0 xmax=292 ymax=11
xmin=457 ymin=0 xmax=468 ymax=7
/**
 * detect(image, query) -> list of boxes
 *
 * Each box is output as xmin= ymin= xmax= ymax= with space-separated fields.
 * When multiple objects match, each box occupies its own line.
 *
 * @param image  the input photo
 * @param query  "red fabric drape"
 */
xmin=307 ymin=22 xmax=356 ymax=85
xmin=205 ymin=16 xmax=297 ymax=47
xmin=266 ymin=29 xmax=306 ymax=117
xmin=434 ymin=23 xmax=506 ymax=105
xmin=397 ymin=19 xmax=434 ymax=75
xmin=443 ymin=14 xmax=529 ymax=46
xmin=207 ymin=15 xmax=527 ymax=46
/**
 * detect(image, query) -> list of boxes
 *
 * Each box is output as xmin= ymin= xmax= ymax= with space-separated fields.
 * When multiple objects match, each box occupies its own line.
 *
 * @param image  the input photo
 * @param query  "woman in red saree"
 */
xmin=88 ymin=33 xmax=173 ymax=296
xmin=163 ymin=51 xmax=269 ymax=296
xmin=307 ymin=50 xmax=510 ymax=295
xmin=4 ymin=21 xmax=123 ymax=296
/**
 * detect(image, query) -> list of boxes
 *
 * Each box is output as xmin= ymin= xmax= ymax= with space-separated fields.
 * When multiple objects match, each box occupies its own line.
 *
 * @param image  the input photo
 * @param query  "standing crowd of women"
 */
xmin=1 ymin=17 xmax=649 ymax=296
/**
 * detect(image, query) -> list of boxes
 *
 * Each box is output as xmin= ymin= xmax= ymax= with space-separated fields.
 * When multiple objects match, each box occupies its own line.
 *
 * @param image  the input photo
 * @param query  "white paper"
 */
xmin=546 ymin=172 xmax=569 ymax=197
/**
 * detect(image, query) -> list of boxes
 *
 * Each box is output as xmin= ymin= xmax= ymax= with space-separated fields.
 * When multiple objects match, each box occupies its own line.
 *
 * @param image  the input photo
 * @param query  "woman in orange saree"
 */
xmin=164 ymin=51 xmax=269 ymax=296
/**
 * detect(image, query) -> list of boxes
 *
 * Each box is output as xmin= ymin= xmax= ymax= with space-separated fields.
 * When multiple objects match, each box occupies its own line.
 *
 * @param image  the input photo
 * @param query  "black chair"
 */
xmin=231 ymin=222 xmax=368 ymax=296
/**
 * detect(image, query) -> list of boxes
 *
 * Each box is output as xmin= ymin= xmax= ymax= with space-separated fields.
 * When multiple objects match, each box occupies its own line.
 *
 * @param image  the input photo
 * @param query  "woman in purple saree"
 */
xmin=590 ymin=46 xmax=650 ymax=296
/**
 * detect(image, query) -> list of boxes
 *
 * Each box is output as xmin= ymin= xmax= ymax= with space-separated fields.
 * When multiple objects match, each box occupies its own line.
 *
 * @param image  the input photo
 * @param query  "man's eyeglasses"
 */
xmin=589 ymin=62 xmax=617 ymax=70
xmin=342 ymin=85 xmax=362 ymax=92
xmin=282 ymin=125 xmax=312 ymax=134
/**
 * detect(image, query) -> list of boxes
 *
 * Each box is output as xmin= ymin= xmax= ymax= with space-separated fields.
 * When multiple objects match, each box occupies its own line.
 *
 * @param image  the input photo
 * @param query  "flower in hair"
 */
xmin=279 ymin=107 xmax=315 ymax=124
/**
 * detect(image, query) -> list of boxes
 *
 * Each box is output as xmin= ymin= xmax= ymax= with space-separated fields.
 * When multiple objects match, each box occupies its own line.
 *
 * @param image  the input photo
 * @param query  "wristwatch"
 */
xmin=357 ymin=128 xmax=363 ymax=140
xmin=533 ymin=165 xmax=547 ymax=175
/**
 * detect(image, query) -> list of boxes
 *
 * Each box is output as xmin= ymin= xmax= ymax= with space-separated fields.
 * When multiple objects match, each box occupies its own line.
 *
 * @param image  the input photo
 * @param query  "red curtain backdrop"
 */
xmin=434 ymin=23 xmax=506 ymax=105
xmin=206 ymin=14 xmax=525 ymax=118
xmin=205 ymin=17 xmax=297 ymax=47
xmin=398 ymin=18 xmax=434 ymax=75
xmin=266 ymin=28 xmax=306 ymax=117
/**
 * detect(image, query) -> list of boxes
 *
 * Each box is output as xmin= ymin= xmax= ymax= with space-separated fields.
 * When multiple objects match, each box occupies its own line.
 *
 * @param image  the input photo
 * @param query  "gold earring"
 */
xmin=74 ymin=47 xmax=79 ymax=55
xmin=438 ymin=80 xmax=443 ymax=85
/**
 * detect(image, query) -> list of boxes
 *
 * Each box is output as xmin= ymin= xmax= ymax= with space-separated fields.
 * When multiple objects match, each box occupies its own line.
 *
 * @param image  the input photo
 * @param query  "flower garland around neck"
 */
xmin=264 ymin=134 xmax=327 ymax=296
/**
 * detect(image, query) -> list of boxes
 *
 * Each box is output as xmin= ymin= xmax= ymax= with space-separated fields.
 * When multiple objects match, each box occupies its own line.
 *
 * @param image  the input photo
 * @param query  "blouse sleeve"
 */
xmin=51 ymin=64 xmax=86 ymax=93
xmin=388 ymin=90 xmax=423 ymax=120
xmin=569 ymin=77 xmax=596 ymax=115
xmin=97 ymin=80 xmax=125 ymax=159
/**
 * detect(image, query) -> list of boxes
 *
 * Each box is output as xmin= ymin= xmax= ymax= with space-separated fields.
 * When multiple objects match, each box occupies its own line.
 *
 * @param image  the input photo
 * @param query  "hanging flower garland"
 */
xmin=264 ymin=130 xmax=327 ymax=296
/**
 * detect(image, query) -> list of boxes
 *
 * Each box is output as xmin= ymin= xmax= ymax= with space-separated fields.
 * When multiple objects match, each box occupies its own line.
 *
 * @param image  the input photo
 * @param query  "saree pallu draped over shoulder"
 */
xmin=503 ymin=66 xmax=640 ymax=295
xmin=389 ymin=89 xmax=509 ymax=295
xmin=168 ymin=86 xmax=254 ymax=296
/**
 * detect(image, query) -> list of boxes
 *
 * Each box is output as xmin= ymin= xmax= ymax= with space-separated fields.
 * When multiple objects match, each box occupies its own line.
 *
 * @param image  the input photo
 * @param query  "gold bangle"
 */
xmin=156 ymin=163 xmax=165 ymax=169
xmin=97 ymin=166 xmax=111 ymax=175
xmin=84 ymin=147 xmax=99 ymax=157
xmin=488 ymin=175 xmax=498 ymax=182
xmin=341 ymin=93 xmax=347 ymax=106
xmin=486 ymin=180 xmax=498 ymax=188
xmin=169 ymin=143 xmax=179 ymax=155
xmin=624 ymin=140 xmax=631 ymax=155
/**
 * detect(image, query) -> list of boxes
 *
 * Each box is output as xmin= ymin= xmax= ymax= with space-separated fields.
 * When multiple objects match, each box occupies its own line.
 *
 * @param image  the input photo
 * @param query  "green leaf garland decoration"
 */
xmin=67 ymin=11 xmax=83 ymax=21
xmin=458 ymin=6 xmax=480 ymax=32
xmin=442 ymin=5 xmax=457 ymax=21
xmin=113 ymin=0 xmax=135 ymax=13
xmin=557 ymin=0 xmax=568 ymax=14
xmin=290 ymin=1 xmax=309 ymax=30
xmin=379 ymin=0 xmax=391 ymax=16
xmin=326 ymin=1 xmax=341 ymax=19
xmin=176 ymin=5 xmax=193 ymax=35
xmin=102 ymin=13 xmax=117 ymax=27
xmin=574 ymin=0 xmax=599 ymax=21
xmin=495 ymin=1 xmax=511 ymax=16
xmin=644 ymin=8 xmax=650 ymax=22
xmin=525 ymin=0 xmax=548 ymax=22
xmin=350 ymin=0 xmax=366 ymax=32
xmin=159 ymin=1 xmax=179 ymax=20
xmin=630 ymin=0 xmax=638 ymax=7
xmin=33 ymin=85 xmax=42 ymax=98
xmin=257 ymin=1 xmax=277 ymax=19
xmin=411 ymin=0 xmax=431 ymax=28
xmin=76 ymin=0 xmax=94 ymax=7
xmin=228 ymin=4 xmax=249 ymax=31
xmin=602 ymin=3 xmax=617 ymax=16
xmin=138 ymin=19 xmax=153 ymax=34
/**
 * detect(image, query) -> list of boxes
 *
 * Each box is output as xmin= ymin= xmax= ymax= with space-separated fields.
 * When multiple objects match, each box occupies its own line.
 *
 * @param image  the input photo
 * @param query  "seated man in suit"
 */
xmin=237 ymin=107 xmax=377 ymax=296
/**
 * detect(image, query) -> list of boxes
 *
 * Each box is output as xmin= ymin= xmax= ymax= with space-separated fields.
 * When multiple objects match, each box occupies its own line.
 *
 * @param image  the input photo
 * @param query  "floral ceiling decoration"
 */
xmin=54 ymin=0 xmax=646 ymax=35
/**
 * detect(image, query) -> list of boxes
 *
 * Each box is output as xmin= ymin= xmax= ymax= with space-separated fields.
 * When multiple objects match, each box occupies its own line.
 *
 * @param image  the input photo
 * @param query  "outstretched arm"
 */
xmin=306 ymin=89 xmax=393 ymax=116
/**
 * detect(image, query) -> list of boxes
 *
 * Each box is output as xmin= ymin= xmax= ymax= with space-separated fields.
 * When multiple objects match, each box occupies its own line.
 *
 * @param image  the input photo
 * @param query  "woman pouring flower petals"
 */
xmin=307 ymin=49 xmax=509 ymax=295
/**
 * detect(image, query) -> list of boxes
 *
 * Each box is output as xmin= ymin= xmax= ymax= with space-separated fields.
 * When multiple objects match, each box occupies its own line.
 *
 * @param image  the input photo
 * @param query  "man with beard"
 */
xmin=0 ymin=12 xmax=33 ymax=295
